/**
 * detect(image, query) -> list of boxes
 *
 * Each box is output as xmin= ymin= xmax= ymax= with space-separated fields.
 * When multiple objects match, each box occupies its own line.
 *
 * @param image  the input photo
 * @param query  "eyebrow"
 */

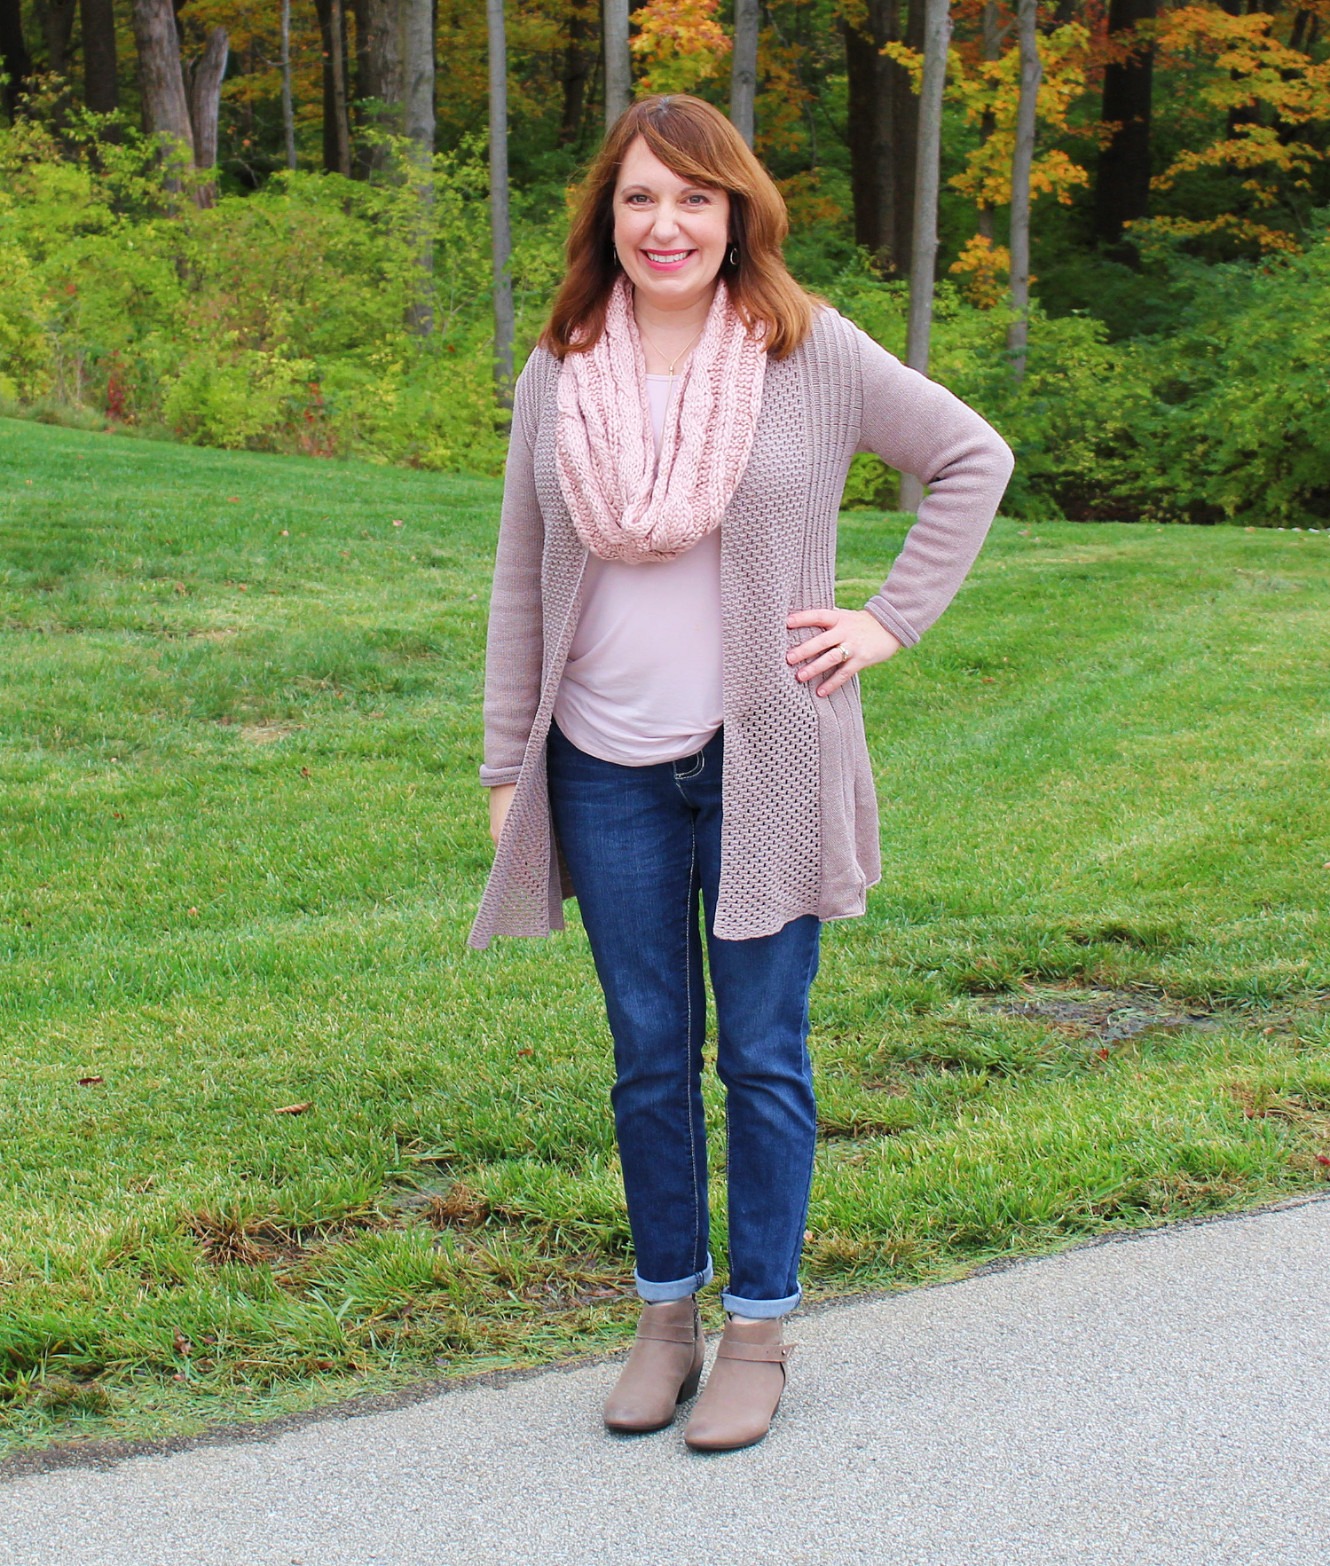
xmin=618 ymin=182 xmax=712 ymax=195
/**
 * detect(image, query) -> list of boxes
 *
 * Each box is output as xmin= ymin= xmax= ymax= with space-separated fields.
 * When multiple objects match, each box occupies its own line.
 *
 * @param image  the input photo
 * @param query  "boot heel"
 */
xmin=676 ymin=1363 xmax=703 ymax=1404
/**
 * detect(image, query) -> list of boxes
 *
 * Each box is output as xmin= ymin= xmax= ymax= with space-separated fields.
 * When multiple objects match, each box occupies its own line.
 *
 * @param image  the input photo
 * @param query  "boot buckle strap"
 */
xmin=636 ymin=1322 xmax=698 ymax=1345
xmin=716 ymin=1340 xmax=796 ymax=1364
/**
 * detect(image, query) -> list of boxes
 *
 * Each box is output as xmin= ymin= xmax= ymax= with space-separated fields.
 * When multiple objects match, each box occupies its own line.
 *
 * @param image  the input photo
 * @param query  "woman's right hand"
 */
xmin=489 ymin=783 xmax=517 ymax=845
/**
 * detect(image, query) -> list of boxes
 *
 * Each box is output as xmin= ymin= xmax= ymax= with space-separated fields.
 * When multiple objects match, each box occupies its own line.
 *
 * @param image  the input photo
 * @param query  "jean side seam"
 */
xmin=683 ymin=823 xmax=703 ymax=1279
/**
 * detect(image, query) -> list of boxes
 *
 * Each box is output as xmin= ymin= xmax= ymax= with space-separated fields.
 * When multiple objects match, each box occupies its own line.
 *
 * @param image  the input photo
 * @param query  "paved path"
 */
xmin=4 ymin=1197 xmax=1329 ymax=1566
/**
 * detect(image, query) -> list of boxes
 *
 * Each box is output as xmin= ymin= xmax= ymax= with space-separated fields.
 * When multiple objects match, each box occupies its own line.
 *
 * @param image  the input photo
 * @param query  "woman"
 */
xmin=470 ymin=94 xmax=1013 ymax=1452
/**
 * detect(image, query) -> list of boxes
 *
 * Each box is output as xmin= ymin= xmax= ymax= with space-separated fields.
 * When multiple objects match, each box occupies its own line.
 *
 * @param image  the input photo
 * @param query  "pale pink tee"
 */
xmin=552 ymin=372 xmax=724 ymax=765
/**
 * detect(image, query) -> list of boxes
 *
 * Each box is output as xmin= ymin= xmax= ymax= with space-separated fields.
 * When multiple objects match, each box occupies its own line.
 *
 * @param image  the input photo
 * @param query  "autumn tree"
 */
xmin=900 ymin=0 xmax=949 ymax=513
xmin=604 ymin=0 xmax=629 ymax=124
xmin=489 ymin=0 xmax=514 ymax=400
xmin=1007 ymin=0 xmax=1039 ymax=379
xmin=731 ymin=0 xmax=759 ymax=145
xmin=79 ymin=0 xmax=118 ymax=114
xmin=1093 ymin=0 xmax=1156 ymax=255
xmin=843 ymin=0 xmax=924 ymax=276
xmin=313 ymin=0 xmax=352 ymax=175
xmin=0 ymin=0 xmax=34 ymax=118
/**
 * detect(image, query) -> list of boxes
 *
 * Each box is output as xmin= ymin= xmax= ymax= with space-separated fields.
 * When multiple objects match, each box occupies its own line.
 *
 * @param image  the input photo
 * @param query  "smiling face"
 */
xmin=611 ymin=136 xmax=731 ymax=316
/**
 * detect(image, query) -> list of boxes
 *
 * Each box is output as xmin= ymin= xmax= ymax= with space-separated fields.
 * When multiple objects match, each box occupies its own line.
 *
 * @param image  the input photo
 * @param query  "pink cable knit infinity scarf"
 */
xmin=555 ymin=276 xmax=767 ymax=565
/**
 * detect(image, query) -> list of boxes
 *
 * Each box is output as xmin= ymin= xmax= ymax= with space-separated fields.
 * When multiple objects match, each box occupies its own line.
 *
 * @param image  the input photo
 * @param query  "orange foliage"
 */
xmin=630 ymin=0 xmax=731 ymax=94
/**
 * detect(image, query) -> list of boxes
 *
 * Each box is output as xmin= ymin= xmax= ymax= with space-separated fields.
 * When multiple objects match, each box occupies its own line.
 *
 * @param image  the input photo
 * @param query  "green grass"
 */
xmin=2 ymin=415 xmax=1328 ymax=1455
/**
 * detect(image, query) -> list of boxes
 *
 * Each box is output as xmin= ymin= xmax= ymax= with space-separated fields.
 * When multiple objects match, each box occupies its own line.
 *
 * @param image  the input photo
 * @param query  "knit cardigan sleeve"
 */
xmin=479 ymin=352 xmax=549 ymax=788
xmin=850 ymin=324 xmax=1015 ymax=648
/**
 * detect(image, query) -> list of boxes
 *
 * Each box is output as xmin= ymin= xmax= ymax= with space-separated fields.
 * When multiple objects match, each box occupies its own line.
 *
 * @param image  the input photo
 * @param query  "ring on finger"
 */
xmin=837 ymin=643 xmax=852 ymax=663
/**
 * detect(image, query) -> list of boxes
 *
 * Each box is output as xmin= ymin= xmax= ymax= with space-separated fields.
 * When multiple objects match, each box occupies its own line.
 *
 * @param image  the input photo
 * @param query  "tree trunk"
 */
xmin=559 ymin=1 xmax=592 ymax=146
xmin=280 ymin=0 xmax=296 ymax=168
xmin=38 ymin=0 xmax=77 ymax=75
xmin=1093 ymin=0 xmax=1155 ymax=254
xmin=842 ymin=1 xmax=899 ymax=273
xmin=892 ymin=0 xmax=925 ymax=276
xmin=187 ymin=24 xmax=228 ymax=205
xmin=730 ymin=0 xmax=759 ymax=148
xmin=131 ymin=0 xmax=194 ymax=162
xmin=976 ymin=0 xmax=1001 ymax=243
xmin=1006 ymin=0 xmax=1040 ymax=383
xmin=80 ymin=0 xmax=118 ymax=113
xmin=900 ymin=0 xmax=950 ymax=513
xmin=843 ymin=0 xmax=921 ymax=276
xmin=355 ymin=0 xmax=408 ymax=177
xmin=0 ymin=0 xmax=34 ymax=117
xmin=403 ymin=0 xmax=435 ymax=337
xmin=314 ymin=0 xmax=352 ymax=176
xmin=488 ymin=0 xmax=514 ymax=405
xmin=603 ymin=0 xmax=629 ymax=129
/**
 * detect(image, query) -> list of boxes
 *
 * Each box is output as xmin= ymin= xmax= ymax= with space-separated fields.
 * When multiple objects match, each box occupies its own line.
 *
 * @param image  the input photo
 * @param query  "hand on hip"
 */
xmin=785 ymin=607 xmax=902 ymax=697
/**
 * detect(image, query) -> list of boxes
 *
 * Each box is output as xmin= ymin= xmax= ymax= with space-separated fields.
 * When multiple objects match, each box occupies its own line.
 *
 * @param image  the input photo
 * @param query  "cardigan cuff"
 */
xmin=480 ymin=763 xmax=523 ymax=788
xmin=864 ymin=595 xmax=921 ymax=649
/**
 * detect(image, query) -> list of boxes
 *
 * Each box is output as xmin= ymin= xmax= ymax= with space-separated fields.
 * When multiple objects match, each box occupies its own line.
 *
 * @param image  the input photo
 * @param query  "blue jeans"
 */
xmin=546 ymin=721 xmax=820 ymax=1318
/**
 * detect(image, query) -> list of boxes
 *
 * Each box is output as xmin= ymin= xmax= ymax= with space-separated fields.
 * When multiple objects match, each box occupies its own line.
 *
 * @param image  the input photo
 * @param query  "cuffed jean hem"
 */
xmin=635 ymin=1256 xmax=715 ymax=1304
xmin=721 ymin=1285 xmax=802 ymax=1319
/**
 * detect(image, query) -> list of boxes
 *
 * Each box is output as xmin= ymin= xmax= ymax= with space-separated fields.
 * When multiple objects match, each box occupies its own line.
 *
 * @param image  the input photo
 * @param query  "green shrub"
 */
xmin=0 ymin=223 xmax=53 ymax=403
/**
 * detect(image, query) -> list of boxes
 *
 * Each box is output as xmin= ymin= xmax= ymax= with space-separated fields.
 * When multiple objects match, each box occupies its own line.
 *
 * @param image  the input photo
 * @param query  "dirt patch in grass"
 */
xmin=236 ymin=722 xmax=301 ymax=745
xmin=399 ymin=1180 xmax=492 ymax=1230
xmin=187 ymin=1208 xmax=382 ymax=1269
xmin=974 ymin=982 xmax=1225 ymax=1045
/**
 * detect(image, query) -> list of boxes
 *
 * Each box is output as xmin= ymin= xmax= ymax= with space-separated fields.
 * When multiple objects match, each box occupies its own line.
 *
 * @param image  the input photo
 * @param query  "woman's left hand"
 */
xmin=786 ymin=607 xmax=903 ymax=697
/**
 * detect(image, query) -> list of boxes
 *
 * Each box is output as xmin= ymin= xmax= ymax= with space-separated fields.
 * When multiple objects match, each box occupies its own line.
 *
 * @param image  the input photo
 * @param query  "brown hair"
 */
xmin=541 ymin=95 xmax=819 ymax=363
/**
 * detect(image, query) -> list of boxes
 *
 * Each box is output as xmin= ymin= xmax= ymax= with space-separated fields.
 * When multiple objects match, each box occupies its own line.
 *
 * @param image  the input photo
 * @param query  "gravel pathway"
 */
xmin=4 ymin=1196 xmax=1329 ymax=1565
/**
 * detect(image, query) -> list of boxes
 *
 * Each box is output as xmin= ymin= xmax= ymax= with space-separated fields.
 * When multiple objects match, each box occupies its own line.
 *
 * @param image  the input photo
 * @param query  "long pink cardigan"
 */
xmin=469 ymin=307 xmax=1015 ymax=950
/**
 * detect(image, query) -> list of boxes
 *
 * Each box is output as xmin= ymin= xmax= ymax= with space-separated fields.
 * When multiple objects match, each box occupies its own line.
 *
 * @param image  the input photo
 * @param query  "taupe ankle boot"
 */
xmin=603 ymin=1296 xmax=705 ymax=1434
xmin=682 ymin=1315 xmax=794 ymax=1452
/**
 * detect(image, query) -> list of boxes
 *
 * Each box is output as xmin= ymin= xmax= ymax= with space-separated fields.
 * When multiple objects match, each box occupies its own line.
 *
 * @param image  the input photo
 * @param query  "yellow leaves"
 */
xmin=1154 ymin=4 xmax=1330 ymax=124
xmin=882 ymin=41 xmax=925 ymax=94
xmin=1141 ymin=6 xmax=1330 ymax=246
xmin=630 ymin=0 xmax=731 ymax=95
xmin=948 ymin=234 xmax=1011 ymax=309
xmin=1130 ymin=213 xmax=1303 ymax=256
xmin=945 ymin=25 xmax=1094 ymax=212
xmin=1030 ymin=149 xmax=1089 ymax=206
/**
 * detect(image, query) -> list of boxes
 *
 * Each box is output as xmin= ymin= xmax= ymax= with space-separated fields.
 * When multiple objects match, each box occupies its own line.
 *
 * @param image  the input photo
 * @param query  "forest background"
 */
xmin=1 ymin=0 xmax=1328 ymax=526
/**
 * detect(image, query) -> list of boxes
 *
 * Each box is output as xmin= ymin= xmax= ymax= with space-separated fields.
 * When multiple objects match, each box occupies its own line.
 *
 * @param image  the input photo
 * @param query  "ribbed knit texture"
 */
xmin=470 ymin=307 xmax=1015 ymax=949
xmin=556 ymin=276 xmax=767 ymax=564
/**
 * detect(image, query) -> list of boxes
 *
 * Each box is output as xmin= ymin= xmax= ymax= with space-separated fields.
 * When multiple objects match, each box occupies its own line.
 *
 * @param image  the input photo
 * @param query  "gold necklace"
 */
xmin=637 ymin=321 xmax=704 ymax=377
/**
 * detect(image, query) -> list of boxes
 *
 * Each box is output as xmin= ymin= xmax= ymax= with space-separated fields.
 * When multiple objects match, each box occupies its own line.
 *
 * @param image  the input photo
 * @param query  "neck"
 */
xmin=630 ymin=281 xmax=718 ymax=343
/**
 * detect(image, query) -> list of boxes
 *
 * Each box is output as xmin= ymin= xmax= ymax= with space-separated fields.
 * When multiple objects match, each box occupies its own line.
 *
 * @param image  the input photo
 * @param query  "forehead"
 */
xmin=614 ymin=135 xmax=711 ymax=192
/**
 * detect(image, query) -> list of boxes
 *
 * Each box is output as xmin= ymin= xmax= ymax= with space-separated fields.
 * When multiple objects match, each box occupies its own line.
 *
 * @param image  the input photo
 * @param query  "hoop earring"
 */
xmin=728 ymin=244 xmax=739 ymax=268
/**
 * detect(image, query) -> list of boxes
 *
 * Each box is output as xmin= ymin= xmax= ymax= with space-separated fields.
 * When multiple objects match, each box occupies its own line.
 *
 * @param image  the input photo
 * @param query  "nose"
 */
xmin=650 ymin=202 xmax=681 ymax=243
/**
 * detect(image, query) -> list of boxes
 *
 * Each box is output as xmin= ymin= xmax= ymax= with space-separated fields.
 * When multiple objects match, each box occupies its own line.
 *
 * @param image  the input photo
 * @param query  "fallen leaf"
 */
xmin=274 ymin=1101 xmax=312 ymax=1115
xmin=392 ymin=519 xmax=404 ymax=527
xmin=187 ymin=907 xmax=199 ymax=917
xmin=173 ymin=1330 xmax=192 ymax=1356
xmin=1317 ymin=1155 xmax=1330 ymax=1168
xmin=77 ymin=1075 xmax=104 ymax=1087
xmin=516 ymin=1048 xmax=533 ymax=1058
xmin=228 ymin=496 xmax=240 ymax=503
xmin=299 ymin=766 xmax=311 ymax=778
xmin=1095 ymin=1047 xmax=1111 ymax=1060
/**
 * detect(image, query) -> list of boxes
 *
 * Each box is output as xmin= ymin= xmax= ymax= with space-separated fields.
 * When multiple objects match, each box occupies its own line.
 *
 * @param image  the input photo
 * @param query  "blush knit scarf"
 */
xmin=555 ymin=275 xmax=768 ymax=565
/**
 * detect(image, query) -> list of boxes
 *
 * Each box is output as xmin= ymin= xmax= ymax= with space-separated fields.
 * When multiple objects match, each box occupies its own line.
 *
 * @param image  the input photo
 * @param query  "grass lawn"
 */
xmin=1 ymin=414 xmax=1328 ymax=1456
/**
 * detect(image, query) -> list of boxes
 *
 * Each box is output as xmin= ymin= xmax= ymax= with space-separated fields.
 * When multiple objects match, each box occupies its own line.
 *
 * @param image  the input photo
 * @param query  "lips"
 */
xmin=642 ymin=249 xmax=694 ymax=270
